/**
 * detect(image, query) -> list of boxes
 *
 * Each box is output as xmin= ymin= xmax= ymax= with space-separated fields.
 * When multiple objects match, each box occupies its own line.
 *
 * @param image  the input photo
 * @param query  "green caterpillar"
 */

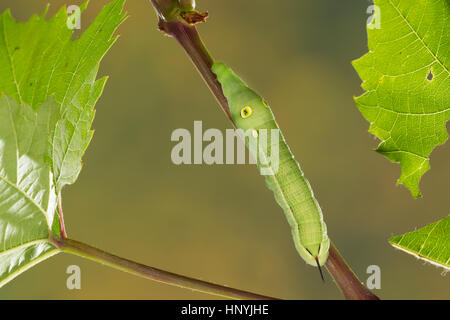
xmin=212 ymin=63 xmax=330 ymax=269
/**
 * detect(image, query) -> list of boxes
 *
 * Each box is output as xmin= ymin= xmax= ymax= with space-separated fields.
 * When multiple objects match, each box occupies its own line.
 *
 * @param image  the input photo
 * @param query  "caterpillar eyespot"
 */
xmin=240 ymin=106 xmax=252 ymax=118
xmin=212 ymin=62 xmax=330 ymax=269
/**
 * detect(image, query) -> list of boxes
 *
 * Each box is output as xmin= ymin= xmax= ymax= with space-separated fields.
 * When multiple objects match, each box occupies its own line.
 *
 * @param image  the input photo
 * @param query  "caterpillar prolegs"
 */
xmin=212 ymin=63 xmax=330 ymax=269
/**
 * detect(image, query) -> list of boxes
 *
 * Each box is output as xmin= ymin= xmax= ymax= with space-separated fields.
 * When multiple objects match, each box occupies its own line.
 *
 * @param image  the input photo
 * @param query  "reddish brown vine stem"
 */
xmin=52 ymin=237 xmax=277 ymax=300
xmin=149 ymin=0 xmax=379 ymax=300
xmin=158 ymin=19 xmax=234 ymax=124
xmin=326 ymin=243 xmax=379 ymax=300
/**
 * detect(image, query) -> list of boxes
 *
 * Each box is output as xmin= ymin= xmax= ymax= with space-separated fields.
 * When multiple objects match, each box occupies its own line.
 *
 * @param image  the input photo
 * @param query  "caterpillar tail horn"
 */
xmin=315 ymin=257 xmax=325 ymax=283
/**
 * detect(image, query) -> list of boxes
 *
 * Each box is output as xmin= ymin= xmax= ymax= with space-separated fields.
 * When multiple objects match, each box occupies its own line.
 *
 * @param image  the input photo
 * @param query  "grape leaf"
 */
xmin=0 ymin=95 xmax=60 ymax=287
xmin=0 ymin=0 xmax=126 ymax=288
xmin=390 ymin=215 xmax=450 ymax=270
xmin=0 ymin=0 xmax=126 ymax=192
xmin=353 ymin=0 xmax=450 ymax=198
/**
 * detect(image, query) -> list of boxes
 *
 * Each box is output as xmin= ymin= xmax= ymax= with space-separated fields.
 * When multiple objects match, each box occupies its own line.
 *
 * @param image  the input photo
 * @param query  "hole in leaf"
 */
xmin=427 ymin=70 xmax=434 ymax=81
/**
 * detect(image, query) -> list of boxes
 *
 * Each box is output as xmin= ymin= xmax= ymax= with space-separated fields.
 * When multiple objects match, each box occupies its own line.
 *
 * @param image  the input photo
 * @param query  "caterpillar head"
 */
xmin=212 ymin=62 xmax=272 ymax=128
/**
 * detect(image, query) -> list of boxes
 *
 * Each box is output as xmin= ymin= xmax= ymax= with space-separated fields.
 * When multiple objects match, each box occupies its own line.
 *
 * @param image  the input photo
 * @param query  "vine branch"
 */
xmin=51 ymin=237 xmax=277 ymax=300
xmin=149 ymin=0 xmax=379 ymax=300
xmin=158 ymin=18 xmax=233 ymax=123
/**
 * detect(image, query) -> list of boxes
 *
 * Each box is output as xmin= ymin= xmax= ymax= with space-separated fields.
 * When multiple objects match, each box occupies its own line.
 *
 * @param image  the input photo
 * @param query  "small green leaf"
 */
xmin=0 ymin=0 xmax=127 ymax=192
xmin=390 ymin=215 xmax=450 ymax=270
xmin=353 ymin=0 xmax=450 ymax=197
xmin=0 ymin=95 xmax=60 ymax=287
xmin=0 ymin=241 xmax=59 ymax=288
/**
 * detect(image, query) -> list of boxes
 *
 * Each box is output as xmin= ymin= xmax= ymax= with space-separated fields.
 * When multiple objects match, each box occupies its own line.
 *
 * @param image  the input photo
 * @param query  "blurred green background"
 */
xmin=0 ymin=0 xmax=448 ymax=300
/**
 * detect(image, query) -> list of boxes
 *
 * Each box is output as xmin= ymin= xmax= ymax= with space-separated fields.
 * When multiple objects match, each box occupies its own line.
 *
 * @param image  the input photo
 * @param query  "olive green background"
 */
xmin=0 ymin=0 xmax=448 ymax=299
